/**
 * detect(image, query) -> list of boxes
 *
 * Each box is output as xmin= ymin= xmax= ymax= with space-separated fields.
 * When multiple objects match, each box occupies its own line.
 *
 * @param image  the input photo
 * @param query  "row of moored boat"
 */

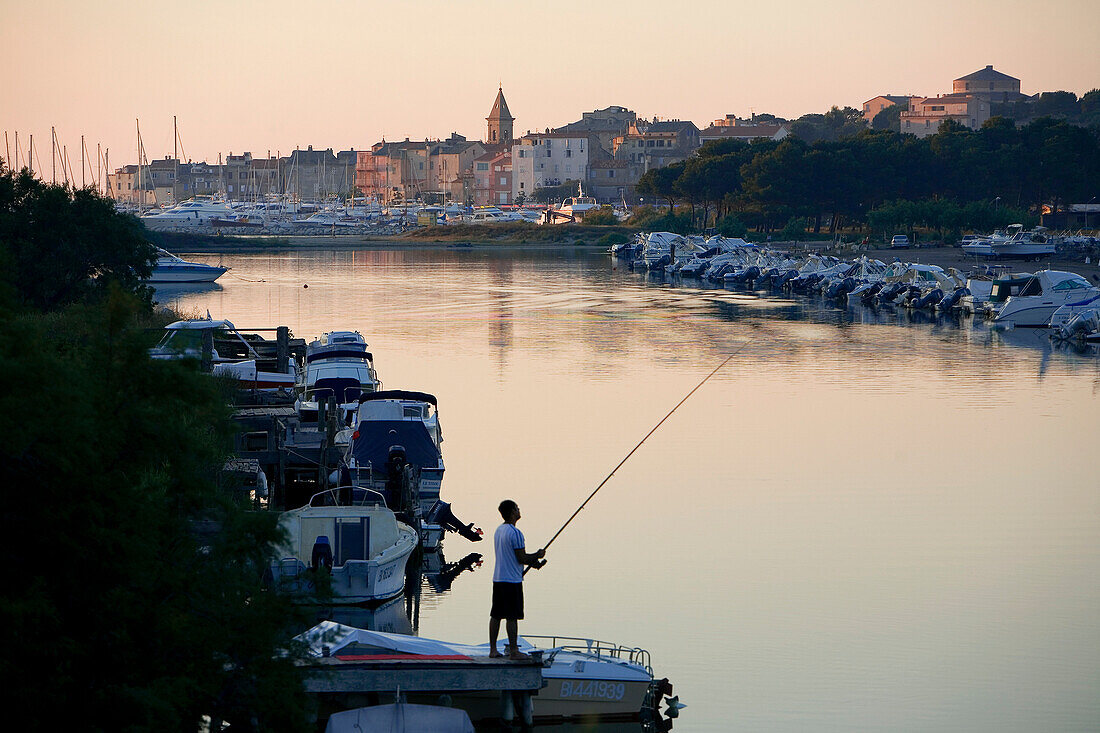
xmin=613 ymin=232 xmax=1100 ymax=343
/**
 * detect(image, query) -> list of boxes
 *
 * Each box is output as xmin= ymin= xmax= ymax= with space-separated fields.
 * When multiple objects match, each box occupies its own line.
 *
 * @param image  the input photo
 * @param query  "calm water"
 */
xmin=156 ymin=247 xmax=1100 ymax=732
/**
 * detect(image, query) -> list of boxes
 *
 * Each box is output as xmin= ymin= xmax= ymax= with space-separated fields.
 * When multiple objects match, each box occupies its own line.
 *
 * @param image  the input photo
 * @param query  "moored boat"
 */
xmin=147 ymin=247 xmax=227 ymax=283
xmin=268 ymin=488 xmax=418 ymax=603
xmin=994 ymin=269 xmax=1100 ymax=326
xmin=297 ymin=621 xmax=676 ymax=725
xmin=149 ymin=316 xmax=298 ymax=390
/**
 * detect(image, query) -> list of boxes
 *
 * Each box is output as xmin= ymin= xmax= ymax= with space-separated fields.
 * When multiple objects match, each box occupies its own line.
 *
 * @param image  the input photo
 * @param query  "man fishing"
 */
xmin=489 ymin=499 xmax=545 ymax=660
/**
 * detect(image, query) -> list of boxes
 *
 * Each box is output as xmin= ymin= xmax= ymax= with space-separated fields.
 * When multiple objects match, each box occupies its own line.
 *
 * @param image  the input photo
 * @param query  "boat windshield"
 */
xmin=155 ymin=327 xmax=234 ymax=355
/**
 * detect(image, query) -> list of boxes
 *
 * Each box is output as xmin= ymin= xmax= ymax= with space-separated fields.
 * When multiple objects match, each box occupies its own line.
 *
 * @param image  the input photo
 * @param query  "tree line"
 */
xmin=635 ymin=116 xmax=1100 ymax=239
xmin=0 ymin=163 xmax=313 ymax=731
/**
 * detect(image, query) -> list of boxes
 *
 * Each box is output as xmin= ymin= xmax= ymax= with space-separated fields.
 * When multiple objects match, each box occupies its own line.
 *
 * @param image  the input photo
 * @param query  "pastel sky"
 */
xmin=2 ymin=0 xmax=1098 ymax=174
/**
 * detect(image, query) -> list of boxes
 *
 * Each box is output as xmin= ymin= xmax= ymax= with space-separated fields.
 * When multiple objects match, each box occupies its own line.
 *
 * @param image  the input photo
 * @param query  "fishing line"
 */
xmin=524 ymin=337 xmax=754 ymax=574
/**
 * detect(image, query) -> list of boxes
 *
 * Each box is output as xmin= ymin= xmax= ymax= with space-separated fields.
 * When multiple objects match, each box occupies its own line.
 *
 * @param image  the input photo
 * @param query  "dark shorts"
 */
xmin=491 ymin=581 xmax=524 ymax=620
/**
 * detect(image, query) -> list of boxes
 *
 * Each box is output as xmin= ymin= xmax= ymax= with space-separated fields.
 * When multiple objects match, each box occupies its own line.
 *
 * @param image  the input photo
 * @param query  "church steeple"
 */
xmin=486 ymin=86 xmax=514 ymax=146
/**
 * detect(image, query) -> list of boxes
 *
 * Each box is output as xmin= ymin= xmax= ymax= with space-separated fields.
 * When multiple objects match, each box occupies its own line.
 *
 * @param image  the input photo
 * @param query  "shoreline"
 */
xmin=169 ymin=234 xmax=1100 ymax=281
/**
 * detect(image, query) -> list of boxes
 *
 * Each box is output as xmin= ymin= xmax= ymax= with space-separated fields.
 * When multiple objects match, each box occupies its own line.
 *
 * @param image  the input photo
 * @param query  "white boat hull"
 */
xmin=147 ymin=264 xmax=227 ymax=283
xmin=270 ymin=527 xmax=417 ymax=603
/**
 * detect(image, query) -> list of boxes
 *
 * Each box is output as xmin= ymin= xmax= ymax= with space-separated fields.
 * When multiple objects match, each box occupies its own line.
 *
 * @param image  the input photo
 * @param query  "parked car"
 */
xmin=891 ymin=234 xmax=910 ymax=249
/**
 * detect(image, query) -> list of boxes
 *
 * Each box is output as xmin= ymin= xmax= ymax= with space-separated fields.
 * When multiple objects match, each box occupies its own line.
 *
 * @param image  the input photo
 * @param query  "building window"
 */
xmin=499 ymin=177 xmax=506 ymax=185
xmin=609 ymin=169 xmax=615 ymax=178
xmin=566 ymin=149 xmax=572 ymax=158
xmin=989 ymin=82 xmax=994 ymax=90
xmin=477 ymin=163 xmax=489 ymax=171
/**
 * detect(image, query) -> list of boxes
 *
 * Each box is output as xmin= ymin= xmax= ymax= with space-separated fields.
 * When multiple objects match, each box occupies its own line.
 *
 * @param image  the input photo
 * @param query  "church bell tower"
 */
xmin=486 ymin=86 xmax=514 ymax=146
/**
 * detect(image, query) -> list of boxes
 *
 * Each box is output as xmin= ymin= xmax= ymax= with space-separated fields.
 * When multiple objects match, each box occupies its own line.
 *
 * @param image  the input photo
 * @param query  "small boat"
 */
xmin=140 ymin=197 xmax=241 ymax=231
xmin=296 ymin=331 xmax=381 ymax=422
xmin=268 ymin=488 xmax=419 ymax=603
xmin=149 ymin=316 xmax=298 ymax=390
xmin=297 ymin=622 xmax=676 ymax=726
xmin=344 ymin=390 xmax=481 ymax=550
xmin=962 ymin=224 xmax=1056 ymax=260
xmin=147 ymin=248 xmax=227 ymax=283
xmin=994 ymin=269 xmax=1100 ymax=327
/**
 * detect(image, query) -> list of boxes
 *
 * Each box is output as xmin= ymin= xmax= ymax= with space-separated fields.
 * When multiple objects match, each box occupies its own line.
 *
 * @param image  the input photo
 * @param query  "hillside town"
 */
xmin=101 ymin=64 xmax=1088 ymax=211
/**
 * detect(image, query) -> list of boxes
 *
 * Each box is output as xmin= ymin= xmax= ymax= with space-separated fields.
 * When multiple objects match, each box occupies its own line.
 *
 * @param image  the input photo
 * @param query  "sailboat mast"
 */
xmin=28 ymin=134 xmax=34 ymax=176
xmin=4 ymin=131 xmax=9 ymax=171
xmin=51 ymin=126 xmax=56 ymax=183
xmin=81 ymin=135 xmax=85 ymax=188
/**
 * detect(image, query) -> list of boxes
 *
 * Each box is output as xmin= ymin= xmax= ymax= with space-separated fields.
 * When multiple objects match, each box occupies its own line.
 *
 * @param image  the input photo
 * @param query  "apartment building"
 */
xmin=510 ymin=132 xmax=594 ymax=201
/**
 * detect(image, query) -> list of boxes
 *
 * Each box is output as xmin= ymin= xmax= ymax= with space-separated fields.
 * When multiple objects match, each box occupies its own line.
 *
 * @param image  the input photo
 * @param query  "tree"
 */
xmin=0 ymin=166 xmax=157 ymax=311
xmin=0 ymin=293 xmax=313 ymax=731
xmin=871 ymin=104 xmax=902 ymax=132
xmin=0 ymin=169 xmax=314 ymax=730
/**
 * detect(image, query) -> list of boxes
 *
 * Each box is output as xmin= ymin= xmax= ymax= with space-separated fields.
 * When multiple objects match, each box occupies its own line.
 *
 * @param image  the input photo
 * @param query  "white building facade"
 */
xmin=510 ymin=132 xmax=592 ymax=201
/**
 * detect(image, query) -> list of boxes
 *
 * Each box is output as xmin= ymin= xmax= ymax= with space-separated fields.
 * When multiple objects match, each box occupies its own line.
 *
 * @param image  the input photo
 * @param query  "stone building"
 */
xmin=900 ymin=94 xmax=990 ymax=137
xmin=510 ymin=131 xmax=595 ymax=202
xmin=611 ymin=118 xmax=700 ymax=171
xmin=953 ymin=65 xmax=1025 ymax=104
xmin=553 ymin=105 xmax=636 ymax=154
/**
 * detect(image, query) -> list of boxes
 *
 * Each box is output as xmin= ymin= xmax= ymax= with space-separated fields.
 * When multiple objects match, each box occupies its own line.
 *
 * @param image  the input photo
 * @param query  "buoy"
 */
xmin=303 ymin=284 xmax=309 ymax=288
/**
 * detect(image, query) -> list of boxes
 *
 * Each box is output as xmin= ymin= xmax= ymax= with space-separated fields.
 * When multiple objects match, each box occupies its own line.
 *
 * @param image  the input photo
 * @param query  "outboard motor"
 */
xmin=654 ymin=254 xmax=671 ymax=270
xmin=937 ymin=287 xmax=968 ymax=311
xmin=1057 ymin=310 xmax=1100 ymax=341
xmin=860 ymin=281 xmax=884 ymax=304
xmin=911 ymin=287 xmax=944 ymax=310
xmin=739 ymin=266 xmax=760 ymax=285
xmin=427 ymin=501 xmax=484 ymax=542
xmin=876 ymin=282 xmax=905 ymax=304
xmin=311 ymin=536 xmax=333 ymax=572
xmin=776 ymin=269 xmax=798 ymax=288
xmin=826 ymin=277 xmax=855 ymax=299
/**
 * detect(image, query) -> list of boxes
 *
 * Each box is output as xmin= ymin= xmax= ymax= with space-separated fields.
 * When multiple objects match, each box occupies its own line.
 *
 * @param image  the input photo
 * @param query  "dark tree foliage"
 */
xmin=871 ymin=104 xmax=903 ymax=131
xmin=637 ymin=117 xmax=1100 ymax=234
xmin=0 ymin=162 xmax=313 ymax=731
xmin=531 ymin=179 xmax=584 ymax=203
xmin=0 ymin=165 xmax=157 ymax=311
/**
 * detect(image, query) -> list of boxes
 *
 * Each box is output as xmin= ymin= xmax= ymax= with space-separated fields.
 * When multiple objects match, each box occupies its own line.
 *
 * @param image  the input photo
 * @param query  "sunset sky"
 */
xmin=2 ymin=0 xmax=1098 ymax=174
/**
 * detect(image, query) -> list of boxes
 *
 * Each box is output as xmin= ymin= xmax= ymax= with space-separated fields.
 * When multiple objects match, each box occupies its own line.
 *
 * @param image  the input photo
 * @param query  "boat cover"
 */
xmin=352 ymin=420 xmax=440 ymax=469
xmin=325 ymin=704 xmax=474 ymax=733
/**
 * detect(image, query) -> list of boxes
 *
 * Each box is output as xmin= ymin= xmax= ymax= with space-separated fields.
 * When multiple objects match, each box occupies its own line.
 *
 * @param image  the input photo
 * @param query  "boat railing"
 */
xmin=523 ymin=635 xmax=652 ymax=676
xmin=307 ymin=486 xmax=388 ymax=508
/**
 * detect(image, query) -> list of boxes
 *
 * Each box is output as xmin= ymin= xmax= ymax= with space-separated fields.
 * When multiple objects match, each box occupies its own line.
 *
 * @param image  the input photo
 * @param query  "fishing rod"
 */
xmin=524 ymin=341 xmax=751 ymax=574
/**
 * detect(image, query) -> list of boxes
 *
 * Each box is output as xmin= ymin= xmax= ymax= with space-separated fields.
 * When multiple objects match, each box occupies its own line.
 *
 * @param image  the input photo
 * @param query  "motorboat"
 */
xmin=344 ymin=390 xmax=481 ymax=550
xmin=296 ymin=331 xmax=381 ymax=423
xmin=552 ymin=195 xmax=601 ymax=223
xmin=638 ymin=231 xmax=689 ymax=270
xmin=962 ymin=224 xmax=1055 ymax=259
xmin=146 ymin=248 xmax=227 ymax=283
xmin=267 ymin=488 xmax=419 ymax=603
xmin=962 ymin=270 xmax=1034 ymax=317
xmin=995 ymin=269 xmax=1100 ymax=326
xmin=139 ymin=197 xmax=242 ymax=230
xmin=149 ymin=316 xmax=298 ymax=390
xmin=297 ymin=622 xmax=676 ymax=726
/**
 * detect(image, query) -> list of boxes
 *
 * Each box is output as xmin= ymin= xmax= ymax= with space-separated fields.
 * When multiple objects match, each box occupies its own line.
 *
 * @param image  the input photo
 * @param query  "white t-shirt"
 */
xmin=493 ymin=522 xmax=525 ymax=583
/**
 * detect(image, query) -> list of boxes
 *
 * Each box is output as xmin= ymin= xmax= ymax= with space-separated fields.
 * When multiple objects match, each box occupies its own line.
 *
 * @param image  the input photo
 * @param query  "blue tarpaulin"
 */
xmin=352 ymin=420 xmax=440 ymax=469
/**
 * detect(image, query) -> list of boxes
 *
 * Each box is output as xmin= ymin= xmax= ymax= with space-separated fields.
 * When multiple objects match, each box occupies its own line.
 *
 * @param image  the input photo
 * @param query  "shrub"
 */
xmin=582 ymin=207 xmax=618 ymax=226
xmin=716 ymin=214 xmax=749 ymax=238
xmin=597 ymin=232 xmax=631 ymax=247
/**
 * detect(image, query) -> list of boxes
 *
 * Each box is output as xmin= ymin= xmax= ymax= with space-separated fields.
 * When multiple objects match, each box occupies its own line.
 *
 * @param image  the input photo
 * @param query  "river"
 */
xmin=155 ymin=246 xmax=1100 ymax=732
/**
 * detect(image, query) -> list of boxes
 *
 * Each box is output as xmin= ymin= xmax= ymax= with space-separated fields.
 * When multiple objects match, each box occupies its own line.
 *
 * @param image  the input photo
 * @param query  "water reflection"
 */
xmin=167 ymin=247 xmax=1100 ymax=733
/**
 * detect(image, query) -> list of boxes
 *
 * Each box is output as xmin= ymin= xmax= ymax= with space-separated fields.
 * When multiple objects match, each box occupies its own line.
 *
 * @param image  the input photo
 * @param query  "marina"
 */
xmin=154 ymin=245 xmax=1100 ymax=732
